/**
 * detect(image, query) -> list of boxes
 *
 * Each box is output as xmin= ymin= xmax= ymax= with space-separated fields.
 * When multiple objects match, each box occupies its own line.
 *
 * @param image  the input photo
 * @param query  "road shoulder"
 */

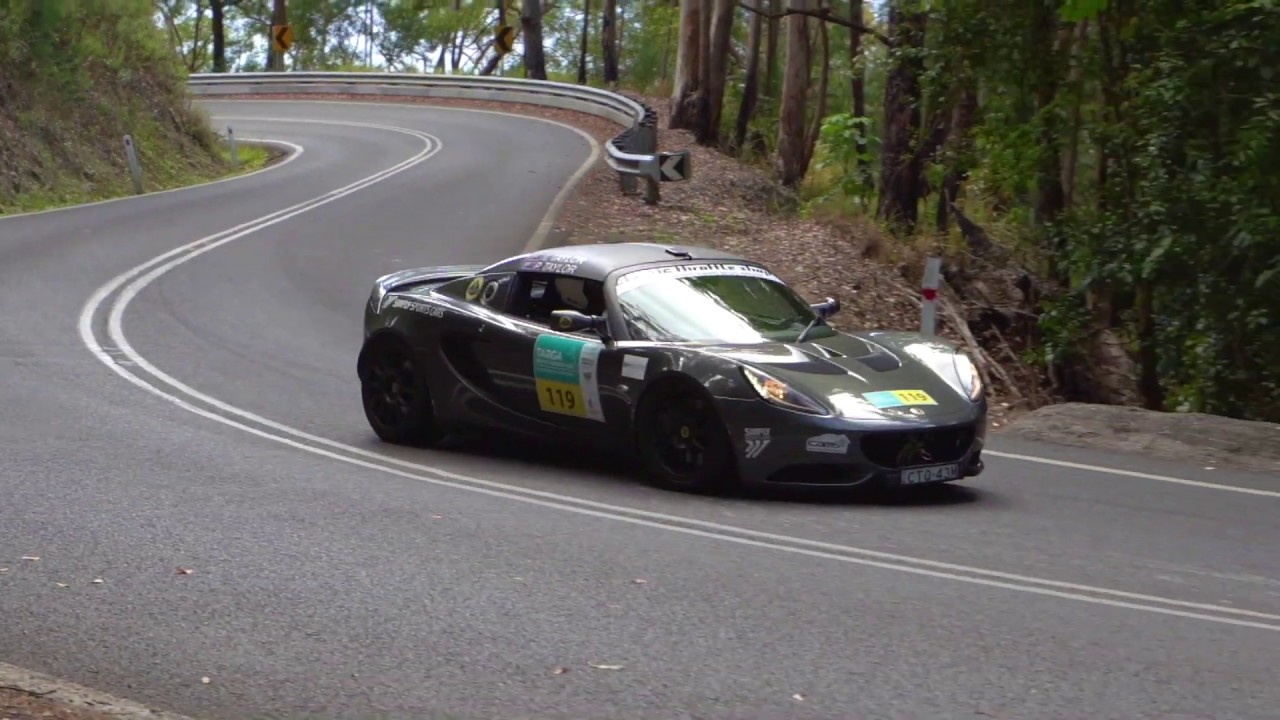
xmin=0 ymin=663 xmax=196 ymax=720
xmin=1000 ymin=402 xmax=1280 ymax=474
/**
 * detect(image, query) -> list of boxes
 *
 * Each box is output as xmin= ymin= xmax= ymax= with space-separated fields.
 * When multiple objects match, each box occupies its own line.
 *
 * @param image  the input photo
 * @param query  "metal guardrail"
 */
xmin=186 ymin=72 xmax=692 ymax=204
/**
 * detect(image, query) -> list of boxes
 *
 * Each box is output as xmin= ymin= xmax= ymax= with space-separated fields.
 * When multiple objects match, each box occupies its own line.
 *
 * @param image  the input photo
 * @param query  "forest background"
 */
xmin=87 ymin=0 xmax=1280 ymax=423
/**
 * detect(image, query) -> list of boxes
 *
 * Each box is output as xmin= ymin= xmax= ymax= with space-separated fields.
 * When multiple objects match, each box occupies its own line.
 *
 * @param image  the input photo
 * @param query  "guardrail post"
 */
xmin=619 ymin=131 xmax=638 ymax=195
xmin=638 ymin=107 xmax=660 ymax=204
xmin=123 ymin=134 xmax=144 ymax=195
xmin=226 ymin=126 xmax=239 ymax=169
xmin=920 ymin=257 xmax=942 ymax=336
xmin=643 ymin=176 xmax=660 ymax=205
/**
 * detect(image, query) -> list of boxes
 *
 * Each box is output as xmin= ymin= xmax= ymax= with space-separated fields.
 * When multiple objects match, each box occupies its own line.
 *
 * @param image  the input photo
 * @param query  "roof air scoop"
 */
xmin=664 ymin=247 xmax=692 ymax=258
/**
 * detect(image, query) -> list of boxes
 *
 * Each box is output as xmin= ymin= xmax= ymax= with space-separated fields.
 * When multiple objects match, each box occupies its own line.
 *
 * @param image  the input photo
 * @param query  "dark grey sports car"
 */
xmin=357 ymin=242 xmax=987 ymax=493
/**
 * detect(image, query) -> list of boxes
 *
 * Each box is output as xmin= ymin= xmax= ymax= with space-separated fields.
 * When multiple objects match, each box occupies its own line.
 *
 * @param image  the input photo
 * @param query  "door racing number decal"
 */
xmin=533 ymin=334 xmax=604 ymax=421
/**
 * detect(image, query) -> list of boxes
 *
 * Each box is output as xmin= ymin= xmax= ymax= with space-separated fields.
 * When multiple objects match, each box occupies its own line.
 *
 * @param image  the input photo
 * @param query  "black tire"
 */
xmin=358 ymin=336 xmax=444 ymax=447
xmin=634 ymin=381 xmax=738 ymax=494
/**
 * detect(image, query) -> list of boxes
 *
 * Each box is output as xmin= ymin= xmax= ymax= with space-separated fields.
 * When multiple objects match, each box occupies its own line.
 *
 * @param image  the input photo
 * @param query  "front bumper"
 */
xmin=717 ymin=397 xmax=988 ymax=489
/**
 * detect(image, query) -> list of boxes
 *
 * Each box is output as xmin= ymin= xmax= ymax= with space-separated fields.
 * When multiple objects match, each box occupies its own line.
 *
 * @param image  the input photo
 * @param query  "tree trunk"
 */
xmin=669 ymin=0 xmax=703 ymax=129
xmin=764 ymin=0 xmax=779 ymax=102
xmin=522 ymin=0 xmax=548 ymax=80
xmin=602 ymin=0 xmax=619 ymax=84
xmin=698 ymin=0 xmax=735 ymax=145
xmin=211 ymin=0 xmax=227 ymax=72
xmin=734 ymin=0 xmax=764 ymax=153
xmin=578 ymin=0 xmax=592 ymax=84
xmin=802 ymin=8 xmax=830 ymax=173
xmin=936 ymin=83 xmax=979 ymax=232
xmin=876 ymin=0 xmax=926 ymax=233
xmin=848 ymin=0 xmax=865 ymax=166
xmin=1061 ymin=18 xmax=1089 ymax=212
xmin=776 ymin=0 xmax=811 ymax=186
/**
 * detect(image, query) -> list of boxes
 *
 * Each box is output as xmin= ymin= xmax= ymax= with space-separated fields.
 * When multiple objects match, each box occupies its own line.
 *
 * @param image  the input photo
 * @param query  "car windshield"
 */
xmin=615 ymin=269 xmax=837 ymax=343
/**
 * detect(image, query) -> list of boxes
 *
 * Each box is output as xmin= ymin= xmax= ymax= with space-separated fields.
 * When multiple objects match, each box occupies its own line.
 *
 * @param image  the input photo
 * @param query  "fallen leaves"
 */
xmin=587 ymin=662 xmax=625 ymax=671
xmin=175 ymin=567 xmax=194 ymax=575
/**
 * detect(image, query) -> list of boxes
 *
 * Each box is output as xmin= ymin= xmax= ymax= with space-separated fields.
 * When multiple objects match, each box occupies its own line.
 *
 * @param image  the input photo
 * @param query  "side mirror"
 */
xmin=811 ymin=297 xmax=841 ymax=319
xmin=551 ymin=309 xmax=609 ymax=338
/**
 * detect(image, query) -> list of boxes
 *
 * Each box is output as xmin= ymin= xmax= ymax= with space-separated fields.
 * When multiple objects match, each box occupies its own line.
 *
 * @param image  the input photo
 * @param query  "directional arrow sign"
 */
xmin=495 ymin=25 xmax=516 ymax=55
xmin=272 ymin=24 xmax=293 ymax=52
xmin=657 ymin=150 xmax=691 ymax=182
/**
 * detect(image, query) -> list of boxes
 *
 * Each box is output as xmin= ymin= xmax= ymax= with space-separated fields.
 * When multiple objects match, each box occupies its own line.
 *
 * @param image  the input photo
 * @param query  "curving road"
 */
xmin=2 ymin=100 xmax=1279 ymax=720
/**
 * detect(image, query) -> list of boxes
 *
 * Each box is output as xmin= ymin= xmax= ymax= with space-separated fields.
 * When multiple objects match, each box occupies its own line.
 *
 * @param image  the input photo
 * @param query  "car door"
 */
xmin=430 ymin=270 xmax=545 ymax=430
xmin=482 ymin=271 xmax=628 ymax=439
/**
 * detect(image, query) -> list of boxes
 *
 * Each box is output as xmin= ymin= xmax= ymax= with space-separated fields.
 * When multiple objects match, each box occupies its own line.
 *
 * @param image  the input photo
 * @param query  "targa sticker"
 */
xmin=862 ymin=390 xmax=936 ymax=408
xmin=533 ymin=334 xmax=604 ymax=421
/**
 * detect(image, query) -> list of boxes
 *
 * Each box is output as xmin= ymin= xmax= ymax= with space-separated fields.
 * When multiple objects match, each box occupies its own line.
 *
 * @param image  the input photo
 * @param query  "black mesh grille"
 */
xmin=860 ymin=424 xmax=976 ymax=469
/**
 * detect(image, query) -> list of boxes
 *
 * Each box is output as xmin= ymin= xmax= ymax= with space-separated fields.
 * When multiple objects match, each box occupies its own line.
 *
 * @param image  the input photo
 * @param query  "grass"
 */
xmin=0 ymin=138 xmax=277 ymax=215
xmin=0 ymin=0 xmax=249 ymax=216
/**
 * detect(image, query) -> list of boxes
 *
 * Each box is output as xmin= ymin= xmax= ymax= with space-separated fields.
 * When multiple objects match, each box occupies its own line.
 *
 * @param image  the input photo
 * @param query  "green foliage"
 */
xmin=807 ymin=113 xmax=876 ymax=209
xmin=0 ymin=0 xmax=230 ymax=212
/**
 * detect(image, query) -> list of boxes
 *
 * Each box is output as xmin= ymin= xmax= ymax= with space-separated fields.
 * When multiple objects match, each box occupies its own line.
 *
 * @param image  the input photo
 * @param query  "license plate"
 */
xmin=900 ymin=463 xmax=959 ymax=485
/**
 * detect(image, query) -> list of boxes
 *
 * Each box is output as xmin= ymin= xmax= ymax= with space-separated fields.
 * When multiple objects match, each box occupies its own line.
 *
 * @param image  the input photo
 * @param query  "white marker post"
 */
xmin=122 ymin=134 xmax=144 ymax=195
xmin=226 ymin=125 xmax=239 ymax=170
xmin=920 ymin=256 xmax=942 ymax=336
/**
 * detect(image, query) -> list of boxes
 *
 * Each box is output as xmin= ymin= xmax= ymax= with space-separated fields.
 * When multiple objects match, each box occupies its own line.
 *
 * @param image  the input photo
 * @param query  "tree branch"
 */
xmin=736 ymin=2 xmax=891 ymax=47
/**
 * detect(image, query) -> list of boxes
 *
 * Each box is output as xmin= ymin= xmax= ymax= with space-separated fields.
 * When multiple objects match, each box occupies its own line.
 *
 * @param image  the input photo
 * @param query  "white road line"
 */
xmin=74 ymin=118 xmax=1280 ymax=632
xmin=984 ymin=449 xmax=1280 ymax=498
xmin=202 ymin=98 xmax=603 ymax=253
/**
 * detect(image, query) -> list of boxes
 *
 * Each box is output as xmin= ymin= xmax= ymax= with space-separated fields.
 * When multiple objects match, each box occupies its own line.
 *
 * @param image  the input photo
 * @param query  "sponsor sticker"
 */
xmin=621 ymin=354 xmax=648 ymax=380
xmin=464 ymin=276 xmax=485 ymax=301
xmin=862 ymin=389 xmax=937 ymax=408
xmin=389 ymin=297 xmax=445 ymax=318
xmin=805 ymin=433 xmax=850 ymax=454
xmin=743 ymin=427 xmax=771 ymax=458
xmin=532 ymin=334 xmax=604 ymax=421
xmin=615 ymin=262 xmax=781 ymax=293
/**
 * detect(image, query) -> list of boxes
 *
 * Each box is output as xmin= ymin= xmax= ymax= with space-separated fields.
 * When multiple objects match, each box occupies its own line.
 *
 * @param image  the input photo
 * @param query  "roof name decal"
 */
xmin=615 ymin=262 xmax=780 ymax=292
xmin=520 ymin=254 xmax=583 ymax=275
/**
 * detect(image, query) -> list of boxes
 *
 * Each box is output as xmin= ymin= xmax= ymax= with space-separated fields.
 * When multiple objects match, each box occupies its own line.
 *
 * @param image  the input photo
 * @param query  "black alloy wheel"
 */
xmin=637 ymin=385 xmax=734 ymax=493
xmin=360 ymin=339 xmax=442 ymax=446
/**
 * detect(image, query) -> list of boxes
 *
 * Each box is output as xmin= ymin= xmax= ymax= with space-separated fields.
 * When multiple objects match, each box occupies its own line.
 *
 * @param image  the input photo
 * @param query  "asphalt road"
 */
xmin=2 ymin=99 xmax=1278 ymax=720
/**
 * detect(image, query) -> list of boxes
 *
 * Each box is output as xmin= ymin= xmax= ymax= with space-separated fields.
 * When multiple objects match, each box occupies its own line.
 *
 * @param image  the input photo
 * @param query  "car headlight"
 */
xmin=953 ymin=352 xmax=983 ymax=401
xmin=741 ymin=366 xmax=828 ymax=415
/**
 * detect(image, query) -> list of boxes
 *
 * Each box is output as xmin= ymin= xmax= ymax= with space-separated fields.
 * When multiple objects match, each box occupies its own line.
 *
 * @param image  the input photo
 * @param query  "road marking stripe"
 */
xmin=984 ymin=449 xmax=1280 ymax=498
xmin=75 ymin=116 xmax=1280 ymax=631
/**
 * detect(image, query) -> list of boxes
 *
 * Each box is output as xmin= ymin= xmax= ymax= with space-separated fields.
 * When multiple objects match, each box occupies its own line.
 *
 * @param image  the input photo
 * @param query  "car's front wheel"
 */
xmin=358 ymin=336 xmax=444 ymax=447
xmin=634 ymin=381 xmax=737 ymax=494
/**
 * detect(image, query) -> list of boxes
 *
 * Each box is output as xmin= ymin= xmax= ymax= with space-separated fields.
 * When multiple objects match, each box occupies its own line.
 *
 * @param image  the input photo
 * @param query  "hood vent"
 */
xmin=808 ymin=343 xmax=846 ymax=359
xmin=853 ymin=349 xmax=902 ymax=372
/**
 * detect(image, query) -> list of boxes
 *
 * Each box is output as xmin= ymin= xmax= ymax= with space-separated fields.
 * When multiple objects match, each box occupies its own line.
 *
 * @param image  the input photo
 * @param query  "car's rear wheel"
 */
xmin=359 ymin=336 xmax=444 ymax=447
xmin=634 ymin=381 xmax=737 ymax=494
